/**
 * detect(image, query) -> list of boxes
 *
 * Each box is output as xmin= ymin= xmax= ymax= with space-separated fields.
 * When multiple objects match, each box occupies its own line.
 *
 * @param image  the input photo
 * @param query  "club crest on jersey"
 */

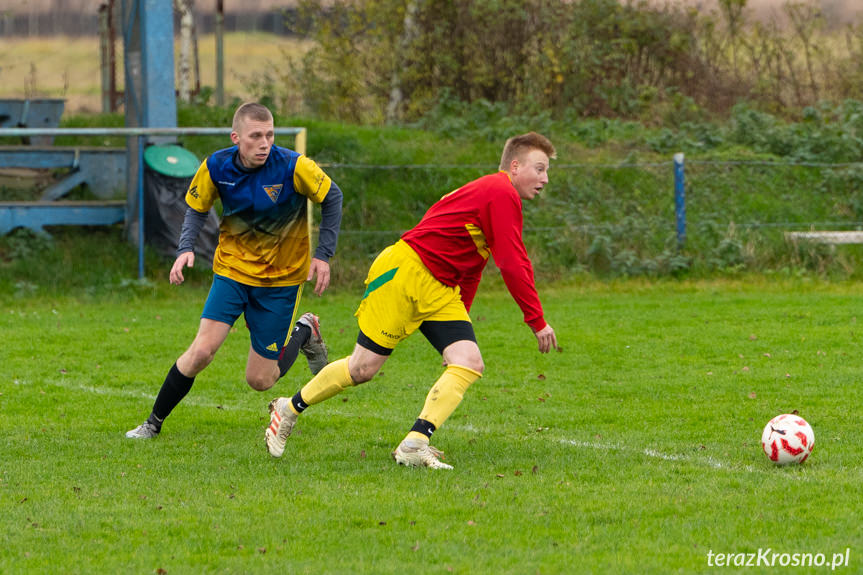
xmin=263 ymin=184 xmax=283 ymax=203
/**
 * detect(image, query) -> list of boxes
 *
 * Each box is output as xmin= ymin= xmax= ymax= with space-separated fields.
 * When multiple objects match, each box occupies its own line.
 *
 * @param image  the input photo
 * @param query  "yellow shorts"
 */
xmin=355 ymin=240 xmax=471 ymax=350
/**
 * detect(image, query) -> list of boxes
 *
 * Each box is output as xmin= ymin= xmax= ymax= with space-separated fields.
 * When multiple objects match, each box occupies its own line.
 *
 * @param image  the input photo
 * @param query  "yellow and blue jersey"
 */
xmin=186 ymin=145 xmax=333 ymax=286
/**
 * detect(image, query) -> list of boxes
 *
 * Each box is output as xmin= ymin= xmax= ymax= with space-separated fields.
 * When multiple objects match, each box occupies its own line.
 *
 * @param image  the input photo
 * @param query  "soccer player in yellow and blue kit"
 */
xmin=126 ymin=102 xmax=343 ymax=439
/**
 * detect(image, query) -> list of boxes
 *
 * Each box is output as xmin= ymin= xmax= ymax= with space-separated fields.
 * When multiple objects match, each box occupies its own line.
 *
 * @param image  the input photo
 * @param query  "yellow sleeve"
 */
xmin=185 ymin=160 xmax=219 ymax=212
xmin=293 ymin=155 xmax=332 ymax=204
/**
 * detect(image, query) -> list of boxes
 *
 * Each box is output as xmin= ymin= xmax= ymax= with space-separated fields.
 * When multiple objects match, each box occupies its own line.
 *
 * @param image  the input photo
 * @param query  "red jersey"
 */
xmin=401 ymin=171 xmax=546 ymax=332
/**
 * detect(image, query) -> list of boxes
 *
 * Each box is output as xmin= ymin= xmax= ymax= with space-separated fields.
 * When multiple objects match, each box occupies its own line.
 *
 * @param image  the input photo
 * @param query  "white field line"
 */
xmin=34 ymin=379 xmax=255 ymax=412
xmin=24 ymin=380 xmax=794 ymax=475
xmin=560 ymin=439 xmax=769 ymax=474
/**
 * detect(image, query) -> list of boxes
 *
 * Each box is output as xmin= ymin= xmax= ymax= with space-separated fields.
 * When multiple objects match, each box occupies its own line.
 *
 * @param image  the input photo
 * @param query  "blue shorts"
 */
xmin=202 ymin=274 xmax=301 ymax=360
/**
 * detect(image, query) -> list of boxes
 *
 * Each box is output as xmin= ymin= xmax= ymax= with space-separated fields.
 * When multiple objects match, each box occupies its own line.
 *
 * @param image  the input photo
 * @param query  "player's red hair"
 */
xmin=500 ymin=132 xmax=556 ymax=170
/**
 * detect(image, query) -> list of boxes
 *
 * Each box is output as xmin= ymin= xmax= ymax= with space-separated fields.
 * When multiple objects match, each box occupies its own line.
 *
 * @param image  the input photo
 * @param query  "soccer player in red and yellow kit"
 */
xmin=265 ymin=132 xmax=558 ymax=468
xmin=126 ymin=103 xmax=343 ymax=440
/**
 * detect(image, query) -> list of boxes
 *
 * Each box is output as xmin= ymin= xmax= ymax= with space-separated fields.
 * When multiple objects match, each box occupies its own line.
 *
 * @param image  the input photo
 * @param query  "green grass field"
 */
xmin=1 ymin=279 xmax=861 ymax=573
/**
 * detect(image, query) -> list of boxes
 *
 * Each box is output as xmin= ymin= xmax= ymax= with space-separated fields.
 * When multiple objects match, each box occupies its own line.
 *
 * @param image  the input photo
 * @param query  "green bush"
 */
xmin=283 ymin=0 xmax=863 ymax=124
xmin=289 ymin=0 xmax=720 ymax=123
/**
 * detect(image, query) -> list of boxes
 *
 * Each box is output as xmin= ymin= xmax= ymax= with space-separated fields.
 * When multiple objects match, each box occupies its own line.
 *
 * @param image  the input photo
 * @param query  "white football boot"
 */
xmin=265 ymin=397 xmax=297 ymax=458
xmin=125 ymin=421 xmax=160 ymax=439
xmin=392 ymin=438 xmax=454 ymax=470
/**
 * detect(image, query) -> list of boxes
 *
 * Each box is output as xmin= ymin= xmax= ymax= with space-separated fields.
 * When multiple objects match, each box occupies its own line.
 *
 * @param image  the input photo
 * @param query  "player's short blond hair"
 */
xmin=232 ymin=102 xmax=273 ymax=132
xmin=499 ymin=132 xmax=556 ymax=170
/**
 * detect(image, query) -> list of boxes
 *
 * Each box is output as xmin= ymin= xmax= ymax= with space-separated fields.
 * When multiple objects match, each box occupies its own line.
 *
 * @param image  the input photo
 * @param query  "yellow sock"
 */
xmin=417 ymin=364 xmax=482 ymax=431
xmin=405 ymin=431 xmax=430 ymax=443
xmin=299 ymin=357 xmax=355 ymax=405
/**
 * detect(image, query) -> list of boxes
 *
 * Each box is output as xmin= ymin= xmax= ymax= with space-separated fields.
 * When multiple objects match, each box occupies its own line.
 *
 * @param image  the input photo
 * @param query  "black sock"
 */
xmin=290 ymin=391 xmax=309 ymax=414
xmin=150 ymin=362 xmax=195 ymax=426
xmin=410 ymin=418 xmax=436 ymax=439
xmin=145 ymin=412 xmax=163 ymax=432
xmin=278 ymin=323 xmax=311 ymax=378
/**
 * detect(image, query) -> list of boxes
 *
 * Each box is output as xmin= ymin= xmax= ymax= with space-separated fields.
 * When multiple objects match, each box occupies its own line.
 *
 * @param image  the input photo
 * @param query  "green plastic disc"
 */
xmin=143 ymin=144 xmax=199 ymax=178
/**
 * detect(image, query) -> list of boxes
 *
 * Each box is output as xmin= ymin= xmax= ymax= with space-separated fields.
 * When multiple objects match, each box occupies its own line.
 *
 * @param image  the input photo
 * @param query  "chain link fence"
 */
xmin=321 ymin=160 xmax=863 ymax=282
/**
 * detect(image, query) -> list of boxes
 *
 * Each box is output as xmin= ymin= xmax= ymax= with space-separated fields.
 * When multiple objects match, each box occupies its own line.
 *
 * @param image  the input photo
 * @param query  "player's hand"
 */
xmin=307 ymin=257 xmax=331 ymax=296
xmin=170 ymin=251 xmax=195 ymax=285
xmin=534 ymin=324 xmax=559 ymax=354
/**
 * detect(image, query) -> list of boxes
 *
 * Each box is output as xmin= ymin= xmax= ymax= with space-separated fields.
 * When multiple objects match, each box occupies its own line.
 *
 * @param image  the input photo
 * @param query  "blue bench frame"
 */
xmin=0 ymin=201 xmax=126 ymax=236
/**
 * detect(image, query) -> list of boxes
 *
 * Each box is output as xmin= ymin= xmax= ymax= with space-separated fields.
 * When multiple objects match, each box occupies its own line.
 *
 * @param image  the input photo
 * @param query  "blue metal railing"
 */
xmin=0 ymin=126 xmax=304 ymax=279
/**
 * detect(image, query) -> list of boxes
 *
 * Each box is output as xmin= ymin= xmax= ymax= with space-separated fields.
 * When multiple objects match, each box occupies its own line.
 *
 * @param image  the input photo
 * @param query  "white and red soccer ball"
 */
xmin=761 ymin=414 xmax=814 ymax=465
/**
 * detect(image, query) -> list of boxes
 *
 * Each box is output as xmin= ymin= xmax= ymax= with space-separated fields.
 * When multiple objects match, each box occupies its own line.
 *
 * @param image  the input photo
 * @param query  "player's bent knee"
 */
xmin=448 ymin=354 xmax=483 ymax=374
xmin=441 ymin=339 xmax=484 ymax=375
xmin=346 ymin=352 xmax=383 ymax=384
xmin=185 ymin=347 xmax=217 ymax=372
xmin=349 ymin=364 xmax=377 ymax=384
xmin=245 ymin=373 xmax=276 ymax=392
xmin=465 ymin=357 xmax=484 ymax=375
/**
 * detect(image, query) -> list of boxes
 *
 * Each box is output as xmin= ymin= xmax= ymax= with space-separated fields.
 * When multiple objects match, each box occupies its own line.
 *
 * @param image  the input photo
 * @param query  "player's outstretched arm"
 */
xmin=169 ymin=251 xmax=195 ymax=285
xmin=534 ymin=323 xmax=559 ymax=354
xmin=307 ymin=257 xmax=331 ymax=296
